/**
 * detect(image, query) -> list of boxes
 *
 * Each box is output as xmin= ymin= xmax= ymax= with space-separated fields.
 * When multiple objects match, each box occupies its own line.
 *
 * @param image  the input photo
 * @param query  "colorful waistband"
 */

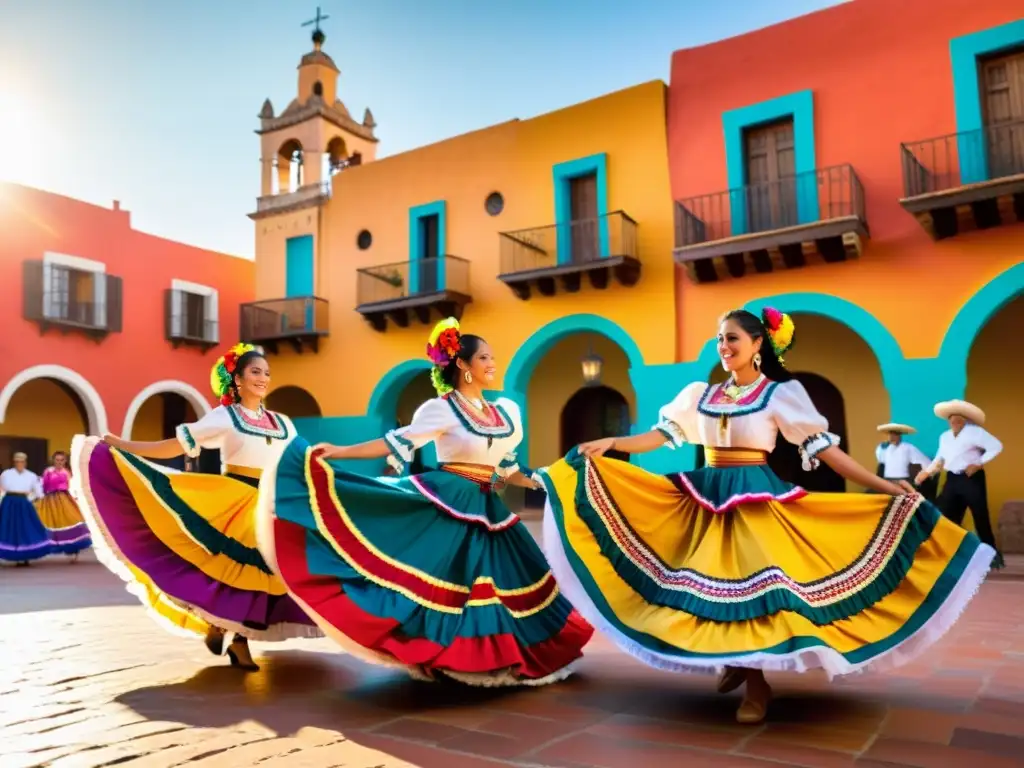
xmin=439 ymin=463 xmax=497 ymax=484
xmin=705 ymin=447 xmax=768 ymax=467
xmin=224 ymin=464 xmax=262 ymax=479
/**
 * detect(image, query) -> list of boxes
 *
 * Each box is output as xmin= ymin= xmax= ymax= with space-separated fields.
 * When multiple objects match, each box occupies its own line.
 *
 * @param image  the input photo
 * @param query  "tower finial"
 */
xmin=302 ymin=6 xmax=330 ymax=50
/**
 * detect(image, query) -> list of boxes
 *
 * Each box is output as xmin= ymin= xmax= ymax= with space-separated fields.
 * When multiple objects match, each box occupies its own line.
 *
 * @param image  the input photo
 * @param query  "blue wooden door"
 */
xmin=285 ymin=235 xmax=314 ymax=331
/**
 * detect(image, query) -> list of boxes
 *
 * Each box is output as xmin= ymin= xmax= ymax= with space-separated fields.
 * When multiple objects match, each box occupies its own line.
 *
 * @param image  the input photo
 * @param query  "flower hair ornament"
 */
xmin=760 ymin=307 xmax=796 ymax=366
xmin=210 ymin=342 xmax=263 ymax=406
xmin=426 ymin=317 xmax=462 ymax=395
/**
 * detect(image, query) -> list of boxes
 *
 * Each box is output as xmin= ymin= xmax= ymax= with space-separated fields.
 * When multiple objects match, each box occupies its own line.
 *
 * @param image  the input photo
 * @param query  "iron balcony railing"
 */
xmin=900 ymin=119 xmax=1024 ymax=198
xmin=356 ymin=255 xmax=470 ymax=307
xmin=22 ymin=260 xmax=123 ymax=333
xmin=498 ymin=210 xmax=638 ymax=276
xmin=674 ymin=164 xmax=866 ymax=247
xmin=239 ymin=296 xmax=329 ymax=342
xmin=164 ymin=288 xmax=219 ymax=345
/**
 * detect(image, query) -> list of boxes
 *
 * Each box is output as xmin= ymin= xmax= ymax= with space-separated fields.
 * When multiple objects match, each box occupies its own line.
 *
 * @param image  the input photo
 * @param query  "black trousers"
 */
xmin=937 ymin=470 xmax=997 ymax=550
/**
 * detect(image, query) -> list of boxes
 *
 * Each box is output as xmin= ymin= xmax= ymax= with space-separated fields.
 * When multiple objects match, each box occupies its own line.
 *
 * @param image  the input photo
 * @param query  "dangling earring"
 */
xmin=464 ymin=371 xmax=473 ymax=385
xmin=753 ymin=353 xmax=762 ymax=372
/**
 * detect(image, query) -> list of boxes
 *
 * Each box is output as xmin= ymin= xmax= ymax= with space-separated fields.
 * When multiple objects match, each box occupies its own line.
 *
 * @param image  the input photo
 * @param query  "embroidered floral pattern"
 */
xmin=696 ymin=379 xmax=779 ymax=419
xmin=175 ymin=425 xmax=200 ymax=458
xmin=226 ymin=405 xmax=289 ymax=441
xmin=444 ymin=393 xmax=514 ymax=440
xmin=799 ymin=431 xmax=841 ymax=471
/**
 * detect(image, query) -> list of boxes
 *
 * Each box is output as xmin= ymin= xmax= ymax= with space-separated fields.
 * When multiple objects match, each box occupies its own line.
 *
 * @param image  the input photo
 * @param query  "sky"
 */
xmin=0 ymin=0 xmax=846 ymax=258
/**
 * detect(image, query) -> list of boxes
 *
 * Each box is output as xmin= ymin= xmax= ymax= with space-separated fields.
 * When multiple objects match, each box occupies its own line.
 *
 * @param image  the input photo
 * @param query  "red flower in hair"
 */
xmin=219 ymin=393 xmax=234 ymax=406
xmin=762 ymin=307 xmax=783 ymax=331
xmin=437 ymin=328 xmax=461 ymax=358
xmin=223 ymin=352 xmax=238 ymax=374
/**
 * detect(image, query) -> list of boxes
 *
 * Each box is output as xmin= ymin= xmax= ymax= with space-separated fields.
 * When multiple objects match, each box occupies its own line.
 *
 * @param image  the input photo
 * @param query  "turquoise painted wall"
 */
xmin=289 ymin=264 xmax=1024 ymax=478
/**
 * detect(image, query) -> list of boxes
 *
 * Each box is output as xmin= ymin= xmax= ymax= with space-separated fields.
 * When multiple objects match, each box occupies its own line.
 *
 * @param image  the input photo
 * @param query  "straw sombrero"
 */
xmin=933 ymin=399 xmax=985 ymax=425
xmin=876 ymin=423 xmax=916 ymax=435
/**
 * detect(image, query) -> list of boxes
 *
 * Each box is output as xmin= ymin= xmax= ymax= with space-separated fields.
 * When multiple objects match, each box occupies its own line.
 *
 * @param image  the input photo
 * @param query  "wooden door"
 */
xmin=0 ymin=437 xmax=49 ymax=474
xmin=745 ymin=119 xmax=797 ymax=233
xmin=569 ymin=173 xmax=599 ymax=263
xmin=418 ymin=214 xmax=440 ymax=294
xmin=981 ymin=50 xmax=1024 ymax=179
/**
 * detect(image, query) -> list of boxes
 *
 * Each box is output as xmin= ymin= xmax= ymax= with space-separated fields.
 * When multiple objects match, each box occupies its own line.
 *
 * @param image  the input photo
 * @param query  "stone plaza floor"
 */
xmin=4 ymin=543 xmax=1024 ymax=767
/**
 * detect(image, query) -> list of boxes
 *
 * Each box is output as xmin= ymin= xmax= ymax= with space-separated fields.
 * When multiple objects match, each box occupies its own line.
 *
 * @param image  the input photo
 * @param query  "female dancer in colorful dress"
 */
xmin=73 ymin=344 xmax=321 ymax=670
xmin=257 ymin=318 xmax=593 ymax=686
xmin=541 ymin=308 xmax=994 ymax=724
xmin=0 ymin=452 xmax=51 ymax=566
xmin=36 ymin=451 xmax=92 ymax=560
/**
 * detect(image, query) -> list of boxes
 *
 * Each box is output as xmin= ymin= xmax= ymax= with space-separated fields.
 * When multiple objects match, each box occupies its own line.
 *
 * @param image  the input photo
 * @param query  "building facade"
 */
xmin=248 ymin=30 xmax=676 ymax=476
xmin=665 ymin=0 xmax=1023 ymax=516
xmin=0 ymin=182 xmax=253 ymax=471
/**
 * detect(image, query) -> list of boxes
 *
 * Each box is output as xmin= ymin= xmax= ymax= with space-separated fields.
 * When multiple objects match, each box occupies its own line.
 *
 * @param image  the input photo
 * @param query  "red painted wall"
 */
xmin=667 ymin=0 xmax=1024 ymax=361
xmin=0 ymin=181 xmax=254 ymax=432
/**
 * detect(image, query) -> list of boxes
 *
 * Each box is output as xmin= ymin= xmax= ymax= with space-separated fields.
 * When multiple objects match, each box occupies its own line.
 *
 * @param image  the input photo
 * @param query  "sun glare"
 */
xmin=0 ymin=80 xmax=56 ymax=184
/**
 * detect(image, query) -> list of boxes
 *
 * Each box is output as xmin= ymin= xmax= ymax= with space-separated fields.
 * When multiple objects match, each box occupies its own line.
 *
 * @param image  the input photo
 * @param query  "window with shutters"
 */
xmin=980 ymin=48 xmax=1024 ymax=180
xmin=21 ymin=253 xmax=122 ymax=337
xmin=743 ymin=118 xmax=798 ymax=233
xmin=165 ymin=280 xmax=219 ymax=349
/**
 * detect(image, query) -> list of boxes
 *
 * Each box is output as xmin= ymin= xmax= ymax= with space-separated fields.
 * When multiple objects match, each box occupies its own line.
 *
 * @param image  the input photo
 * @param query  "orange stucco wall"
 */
xmin=0 ymin=182 xmax=254 ymax=438
xmin=259 ymin=81 xmax=676 ymax=418
xmin=667 ymin=0 xmax=1024 ymax=361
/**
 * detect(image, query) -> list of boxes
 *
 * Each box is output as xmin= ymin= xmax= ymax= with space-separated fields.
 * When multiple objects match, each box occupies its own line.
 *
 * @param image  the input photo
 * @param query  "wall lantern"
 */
xmin=581 ymin=346 xmax=604 ymax=386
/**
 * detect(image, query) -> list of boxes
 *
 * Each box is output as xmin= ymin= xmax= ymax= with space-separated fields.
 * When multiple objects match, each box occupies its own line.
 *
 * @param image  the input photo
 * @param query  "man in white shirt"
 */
xmin=875 ymin=423 xmax=935 ymax=499
xmin=914 ymin=400 xmax=1003 ymax=568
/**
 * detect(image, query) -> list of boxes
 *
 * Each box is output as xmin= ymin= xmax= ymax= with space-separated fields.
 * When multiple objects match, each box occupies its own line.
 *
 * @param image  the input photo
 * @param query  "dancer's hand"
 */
xmin=913 ymin=470 xmax=929 ymax=486
xmin=898 ymin=480 xmax=916 ymax=494
xmin=965 ymin=464 xmax=982 ymax=478
xmin=579 ymin=437 xmax=616 ymax=458
xmin=102 ymin=434 xmax=124 ymax=449
xmin=313 ymin=443 xmax=345 ymax=459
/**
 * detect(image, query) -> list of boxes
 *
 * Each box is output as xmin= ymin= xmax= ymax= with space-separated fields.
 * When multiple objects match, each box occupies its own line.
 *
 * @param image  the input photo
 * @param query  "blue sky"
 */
xmin=0 ymin=0 xmax=844 ymax=257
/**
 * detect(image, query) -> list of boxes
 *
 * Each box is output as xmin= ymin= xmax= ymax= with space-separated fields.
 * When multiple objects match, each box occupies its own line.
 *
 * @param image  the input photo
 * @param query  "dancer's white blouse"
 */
xmin=0 ymin=468 xmax=42 ymax=499
xmin=174 ymin=404 xmax=296 ymax=471
xmin=656 ymin=378 xmax=840 ymax=470
xmin=385 ymin=395 xmax=525 ymax=474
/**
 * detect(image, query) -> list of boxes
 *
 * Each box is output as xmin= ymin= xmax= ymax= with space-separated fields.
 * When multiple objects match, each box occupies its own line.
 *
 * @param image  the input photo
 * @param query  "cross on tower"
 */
xmin=302 ymin=6 xmax=329 ymax=34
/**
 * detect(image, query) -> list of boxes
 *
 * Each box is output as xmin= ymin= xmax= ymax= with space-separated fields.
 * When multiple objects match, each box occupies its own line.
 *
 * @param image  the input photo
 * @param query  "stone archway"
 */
xmin=0 ymin=364 xmax=108 ymax=436
xmin=121 ymin=380 xmax=211 ymax=439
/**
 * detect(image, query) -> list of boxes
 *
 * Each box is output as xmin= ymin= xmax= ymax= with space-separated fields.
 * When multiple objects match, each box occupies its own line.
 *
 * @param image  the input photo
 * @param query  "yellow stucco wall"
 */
xmin=256 ymin=81 xmax=676 ymax=421
xmin=0 ymin=379 xmax=87 ymax=459
xmin=966 ymin=296 xmax=1024 ymax=536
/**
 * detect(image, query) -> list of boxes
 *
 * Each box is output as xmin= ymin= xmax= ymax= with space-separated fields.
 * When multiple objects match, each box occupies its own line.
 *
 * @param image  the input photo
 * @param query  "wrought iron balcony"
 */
xmin=22 ymin=260 xmax=123 ymax=340
xmin=239 ymin=296 xmax=328 ymax=353
xmin=497 ymin=211 xmax=640 ymax=300
xmin=900 ymin=119 xmax=1024 ymax=239
xmin=356 ymin=255 xmax=472 ymax=332
xmin=673 ymin=164 xmax=868 ymax=283
xmin=250 ymin=180 xmax=332 ymax=219
xmin=164 ymin=288 xmax=219 ymax=352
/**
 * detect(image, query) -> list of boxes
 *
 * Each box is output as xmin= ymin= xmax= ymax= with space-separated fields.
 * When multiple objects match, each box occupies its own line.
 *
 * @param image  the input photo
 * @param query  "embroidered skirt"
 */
xmin=36 ymin=491 xmax=92 ymax=555
xmin=540 ymin=447 xmax=995 ymax=679
xmin=257 ymin=438 xmax=593 ymax=686
xmin=72 ymin=436 xmax=321 ymax=642
xmin=0 ymin=493 xmax=53 ymax=562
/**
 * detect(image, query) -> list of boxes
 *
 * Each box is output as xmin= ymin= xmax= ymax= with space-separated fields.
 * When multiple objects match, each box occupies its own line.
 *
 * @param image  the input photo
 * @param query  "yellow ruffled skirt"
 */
xmin=540 ymin=448 xmax=995 ymax=678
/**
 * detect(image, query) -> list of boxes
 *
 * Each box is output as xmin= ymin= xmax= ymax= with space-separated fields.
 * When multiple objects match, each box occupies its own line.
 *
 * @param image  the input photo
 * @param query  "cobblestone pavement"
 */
xmin=4 ymin=547 xmax=1024 ymax=767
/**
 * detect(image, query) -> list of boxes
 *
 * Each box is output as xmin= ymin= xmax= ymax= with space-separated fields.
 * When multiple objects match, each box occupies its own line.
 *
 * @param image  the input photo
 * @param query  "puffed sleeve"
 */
xmin=175 ymin=407 xmax=228 ymax=459
xmin=772 ymin=381 xmax=841 ymax=471
xmin=653 ymin=382 xmax=707 ymax=449
xmin=383 ymin=398 xmax=452 ymax=473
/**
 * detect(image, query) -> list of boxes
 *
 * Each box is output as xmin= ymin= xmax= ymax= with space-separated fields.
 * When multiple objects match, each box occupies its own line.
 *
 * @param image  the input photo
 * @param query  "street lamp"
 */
xmin=581 ymin=346 xmax=604 ymax=386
